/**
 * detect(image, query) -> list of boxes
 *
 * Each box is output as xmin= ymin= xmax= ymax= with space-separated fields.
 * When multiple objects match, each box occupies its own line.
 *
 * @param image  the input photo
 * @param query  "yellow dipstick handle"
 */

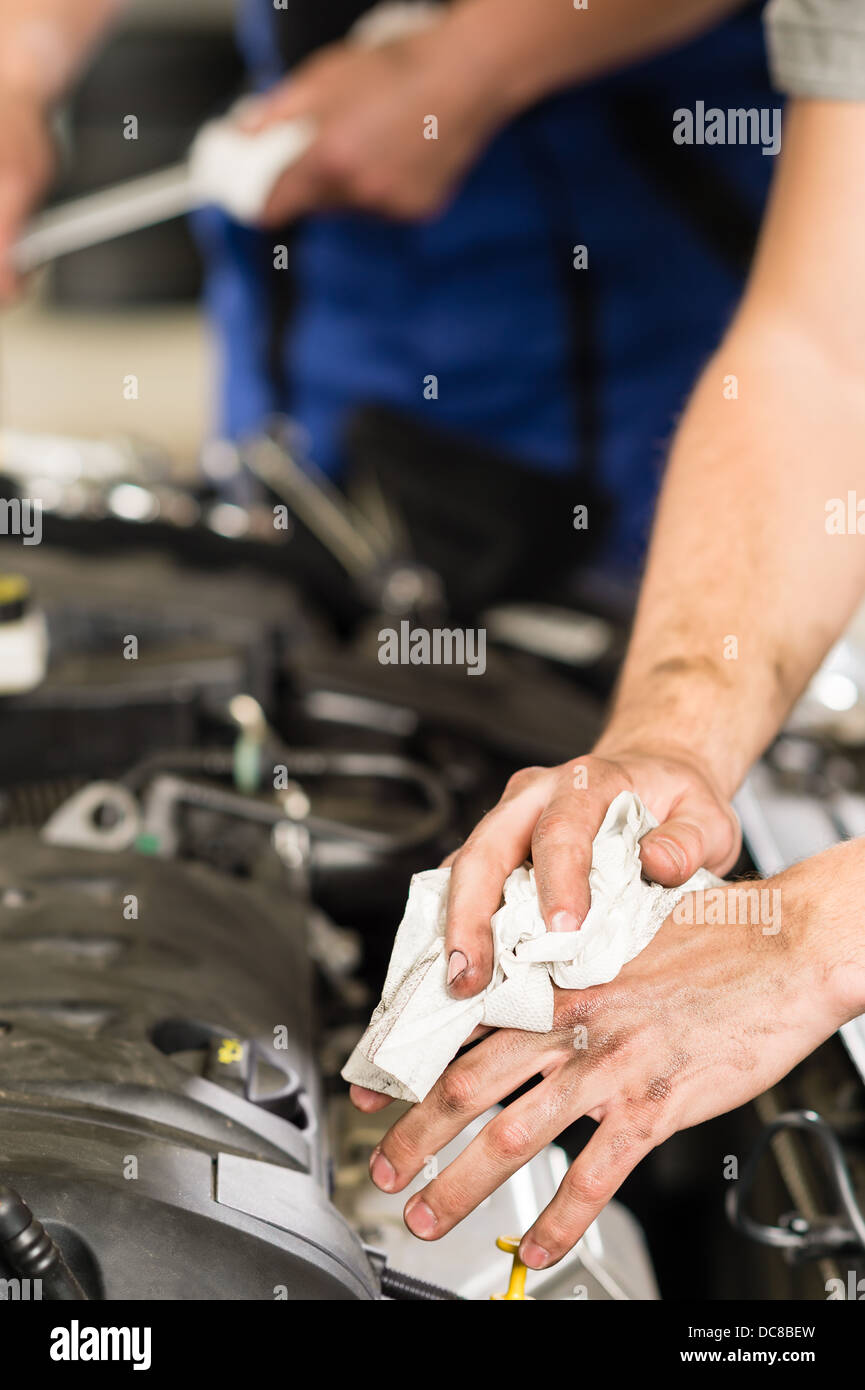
xmin=491 ymin=1235 xmax=534 ymax=1301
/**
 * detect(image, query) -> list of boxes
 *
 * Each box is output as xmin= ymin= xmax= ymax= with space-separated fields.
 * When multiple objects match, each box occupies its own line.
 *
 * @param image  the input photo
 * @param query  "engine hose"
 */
xmin=379 ymin=1266 xmax=463 ymax=1301
xmin=0 ymin=1184 xmax=88 ymax=1300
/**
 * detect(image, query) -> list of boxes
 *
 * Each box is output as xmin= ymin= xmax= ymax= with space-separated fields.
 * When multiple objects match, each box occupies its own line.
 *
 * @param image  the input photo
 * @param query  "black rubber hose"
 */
xmin=0 ymin=1184 xmax=88 ymax=1300
xmin=380 ymin=1266 xmax=463 ymax=1301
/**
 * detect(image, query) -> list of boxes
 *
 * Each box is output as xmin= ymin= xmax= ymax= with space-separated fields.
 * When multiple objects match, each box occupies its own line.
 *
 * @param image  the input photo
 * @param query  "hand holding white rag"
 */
xmin=342 ymin=791 xmax=722 ymax=1103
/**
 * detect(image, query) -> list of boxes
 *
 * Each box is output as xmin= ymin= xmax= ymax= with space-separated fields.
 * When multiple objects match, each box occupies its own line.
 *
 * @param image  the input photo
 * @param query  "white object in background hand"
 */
xmin=187 ymin=114 xmax=317 ymax=223
xmin=191 ymin=3 xmax=446 ymax=222
xmin=189 ymin=2 xmax=444 ymax=222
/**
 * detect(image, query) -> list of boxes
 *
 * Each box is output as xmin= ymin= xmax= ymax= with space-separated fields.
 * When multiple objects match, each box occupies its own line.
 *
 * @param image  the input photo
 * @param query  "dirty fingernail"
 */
xmin=551 ymin=911 xmax=579 ymax=933
xmin=404 ymin=1197 xmax=438 ymax=1238
xmin=447 ymin=950 xmax=468 ymax=985
xmin=519 ymin=1238 xmax=550 ymax=1269
xmin=370 ymin=1150 xmax=396 ymax=1191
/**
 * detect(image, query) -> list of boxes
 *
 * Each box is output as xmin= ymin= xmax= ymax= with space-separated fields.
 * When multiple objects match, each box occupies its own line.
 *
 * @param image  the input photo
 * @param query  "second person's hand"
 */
xmin=238 ymin=23 xmax=517 ymax=224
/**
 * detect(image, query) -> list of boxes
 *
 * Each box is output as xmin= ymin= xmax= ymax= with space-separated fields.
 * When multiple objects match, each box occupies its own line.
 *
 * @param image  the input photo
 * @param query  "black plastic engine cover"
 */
xmin=0 ymin=834 xmax=375 ymax=1300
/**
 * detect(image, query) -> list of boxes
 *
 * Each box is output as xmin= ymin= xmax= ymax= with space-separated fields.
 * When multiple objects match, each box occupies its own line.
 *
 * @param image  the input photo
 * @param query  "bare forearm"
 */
xmin=601 ymin=333 xmax=865 ymax=795
xmin=440 ymin=0 xmax=750 ymax=115
xmin=0 ymin=0 xmax=121 ymax=104
xmin=600 ymin=101 xmax=865 ymax=799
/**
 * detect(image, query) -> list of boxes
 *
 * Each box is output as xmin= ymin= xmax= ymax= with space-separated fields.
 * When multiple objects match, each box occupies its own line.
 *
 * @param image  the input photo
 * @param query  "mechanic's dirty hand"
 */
xmin=439 ymin=748 xmax=740 ymax=1001
xmin=238 ymin=25 xmax=512 ymax=223
xmin=359 ymin=860 xmax=864 ymax=1269
xmin=0 ymin=92 xmax=54 ymax=299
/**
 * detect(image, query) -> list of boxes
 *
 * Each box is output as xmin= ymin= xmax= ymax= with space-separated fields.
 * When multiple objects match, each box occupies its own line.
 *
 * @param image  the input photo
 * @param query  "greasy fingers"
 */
xmin=443 ymin=757 xmax=638 ymax=1000
xmin=519 ymin=1114 xmax=656 ymax=1269
xmin=639 ymin=793 xmax=741 ymax=886
xmin=443 ymin=770 xmax=550 ymax=999
xmin=529 ymin=759 xmax=632 ymax=930
xmin=370 ymin=1027 xmax=557 ymax=1193
xmin=401 ymin=1075 xmax=592 ymax=1241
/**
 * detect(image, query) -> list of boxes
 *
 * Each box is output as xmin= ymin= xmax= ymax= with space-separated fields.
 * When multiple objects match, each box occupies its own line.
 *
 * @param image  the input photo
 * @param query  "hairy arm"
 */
xmin=432 ymin=98 xmax=865 ymax=1000
xmin=600 ymin=99 xmax=865 ymax=796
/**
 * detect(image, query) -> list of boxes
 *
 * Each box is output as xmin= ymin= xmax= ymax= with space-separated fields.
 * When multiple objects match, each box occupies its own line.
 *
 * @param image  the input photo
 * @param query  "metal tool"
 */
xmin=12 ymin=114 xmax=316 ymax=273
xmin=9 ymin=7 xmax=446 ymax=274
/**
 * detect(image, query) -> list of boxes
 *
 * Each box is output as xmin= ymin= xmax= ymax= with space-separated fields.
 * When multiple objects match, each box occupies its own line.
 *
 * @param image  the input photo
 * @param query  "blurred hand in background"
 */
xmin=240 ymin=25 xmax=514 ymax=224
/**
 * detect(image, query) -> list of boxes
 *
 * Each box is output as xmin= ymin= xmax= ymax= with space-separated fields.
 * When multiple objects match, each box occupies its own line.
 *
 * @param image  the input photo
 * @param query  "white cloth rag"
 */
xmin=342 ymin=791 xmax=721 ymax=1103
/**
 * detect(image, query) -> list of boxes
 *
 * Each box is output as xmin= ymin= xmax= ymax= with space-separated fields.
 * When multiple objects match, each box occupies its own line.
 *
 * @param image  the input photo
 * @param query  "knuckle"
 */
xmin=565 ymin=1165 xmax=610 ymax=1208
xmin=590 ymin=1028 xmax=631 ymax=1066
xmin=621 ymin=1096 xmax=671 ymax=1147
xmin=450 ymin=829 xmax=490 ymax=876
xmin=503 ymin=765 xmax=546 ymax=799
xmin=554 ymin=988 xmax=603 ymax=1030
xmin=607 ymin=1122 xmax=649 ymax=1160
xmin=532 ymin=810 xmax=572 ymax=850
xmin=436 ymin=1068 xmax=479 ymax=1118
xmin=452 ymin=820 xmax=512 ymax=880
xmin=380 ymin=1122 xmax=419 ymax=1170
xmin=642 ymin=1075 xmax=674 ymax=1108
xmin=492 ymin=1117 xmax=535 ymax=1161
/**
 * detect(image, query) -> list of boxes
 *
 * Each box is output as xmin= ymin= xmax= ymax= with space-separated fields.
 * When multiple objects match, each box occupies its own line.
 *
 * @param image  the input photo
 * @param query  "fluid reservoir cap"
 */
xmin=0 ymin=574 xmax=31 ymax=625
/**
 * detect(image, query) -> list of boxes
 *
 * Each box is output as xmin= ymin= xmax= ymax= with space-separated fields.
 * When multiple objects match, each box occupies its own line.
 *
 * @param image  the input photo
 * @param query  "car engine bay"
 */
xmin=0 ymin=429 xmax=863 ymax=1303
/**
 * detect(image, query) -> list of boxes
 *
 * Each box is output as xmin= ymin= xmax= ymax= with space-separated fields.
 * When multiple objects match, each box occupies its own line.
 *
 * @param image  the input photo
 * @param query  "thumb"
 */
xmin=639 ymin=816 xmax=712 ymax=886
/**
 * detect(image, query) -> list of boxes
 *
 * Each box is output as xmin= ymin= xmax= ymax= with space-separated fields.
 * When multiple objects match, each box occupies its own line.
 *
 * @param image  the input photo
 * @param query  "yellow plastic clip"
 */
xmin=491 ymin=1235 xmax=534 ymax=1300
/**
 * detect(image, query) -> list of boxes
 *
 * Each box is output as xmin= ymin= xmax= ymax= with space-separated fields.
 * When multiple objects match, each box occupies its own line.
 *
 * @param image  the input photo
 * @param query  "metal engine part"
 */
xmin=332 ymin=1098 xmax=659 ymax=1301
xmin=0 ymin=828 xmax=662 ymax=1301
xmin=0 ymin=832 xmax=376 ymax=1300
xmin=731 ymin=737 xmax=865 ymax=1295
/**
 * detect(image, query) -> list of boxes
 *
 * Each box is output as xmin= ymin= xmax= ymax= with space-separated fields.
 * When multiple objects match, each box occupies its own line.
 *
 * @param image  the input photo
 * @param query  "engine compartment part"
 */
xmin=0 ymin=1183 xmax=87 ymax=1300
xmin=332 ymin=1094 xmax=659 ymax=1301
xmin=728 ymin=1109 xmax=865 ymax=1259
xmin=0 ymin=462 xmax=862 ymax=1306
xmin=0 ymin=833 xmax=376 ymax=1300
